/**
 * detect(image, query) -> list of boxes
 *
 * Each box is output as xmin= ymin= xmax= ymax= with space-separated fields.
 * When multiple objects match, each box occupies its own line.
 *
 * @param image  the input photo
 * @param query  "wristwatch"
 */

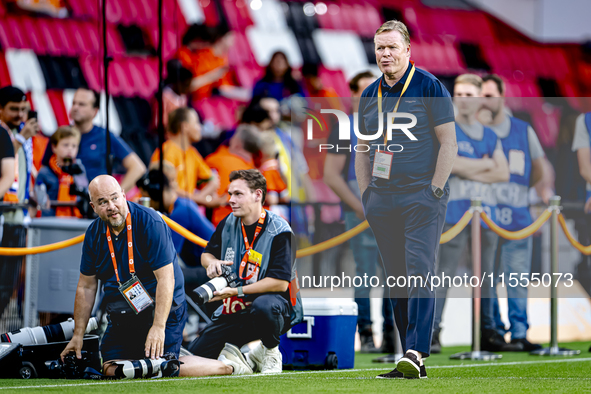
xmin=237 ymin=286 xmax=244 ymax=298
xmin=431 ymin=184 xmax=444 ymax=199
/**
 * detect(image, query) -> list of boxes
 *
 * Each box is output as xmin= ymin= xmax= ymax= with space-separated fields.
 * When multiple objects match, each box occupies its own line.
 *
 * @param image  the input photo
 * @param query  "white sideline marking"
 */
xmin=2 ymin=357 xmax=590 ymax=390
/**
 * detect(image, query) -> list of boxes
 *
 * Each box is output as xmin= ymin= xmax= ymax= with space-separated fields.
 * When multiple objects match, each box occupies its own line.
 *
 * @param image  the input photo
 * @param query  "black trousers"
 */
xmin=0 ymin=223 xmax=26 ymax=325
xmin=188 ymin=294 xmax=291 ymax=359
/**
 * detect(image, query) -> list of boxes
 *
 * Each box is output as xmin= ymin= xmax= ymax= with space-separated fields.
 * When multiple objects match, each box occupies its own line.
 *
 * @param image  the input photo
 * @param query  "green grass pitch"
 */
xmin=0 ymin=341 xmax=589 ymax=393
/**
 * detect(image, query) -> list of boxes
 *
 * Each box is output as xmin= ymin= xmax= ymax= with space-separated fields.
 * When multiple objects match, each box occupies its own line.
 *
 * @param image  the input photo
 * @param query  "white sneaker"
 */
xmin=260 ymin=344 xmax=283 ymax=374
xmin=245 ymin=342 xmax=264 ymax=372
xmin=218 ymin=343 xmax=253 ymax=375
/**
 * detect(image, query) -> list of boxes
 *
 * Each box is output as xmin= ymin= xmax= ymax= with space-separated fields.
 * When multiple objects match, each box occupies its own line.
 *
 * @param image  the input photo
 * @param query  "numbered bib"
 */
xmin=118 ymin=276 xmax=154 ymax=314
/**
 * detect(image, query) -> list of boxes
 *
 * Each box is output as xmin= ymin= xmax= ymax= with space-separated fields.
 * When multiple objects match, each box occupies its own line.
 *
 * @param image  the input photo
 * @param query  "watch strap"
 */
xmin=237 ymin=286 xmax=244 ymax=297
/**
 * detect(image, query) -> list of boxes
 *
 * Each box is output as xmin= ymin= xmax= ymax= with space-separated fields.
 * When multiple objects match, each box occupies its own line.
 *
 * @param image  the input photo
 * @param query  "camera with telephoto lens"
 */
xmin=60 ymin=158 xmax=95 ymax=218
xmin=193 ymin=264 xmax=240 ymax=305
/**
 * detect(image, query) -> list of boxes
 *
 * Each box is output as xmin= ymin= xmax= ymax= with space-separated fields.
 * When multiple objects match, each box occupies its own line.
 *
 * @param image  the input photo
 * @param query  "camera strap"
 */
xmin=239 ymin=209 xmax=266 ymax=280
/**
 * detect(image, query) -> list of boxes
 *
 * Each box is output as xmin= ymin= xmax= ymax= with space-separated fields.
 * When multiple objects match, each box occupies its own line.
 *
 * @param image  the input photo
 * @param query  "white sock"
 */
xmin=407 ymin=349 xmax=422 ymax=362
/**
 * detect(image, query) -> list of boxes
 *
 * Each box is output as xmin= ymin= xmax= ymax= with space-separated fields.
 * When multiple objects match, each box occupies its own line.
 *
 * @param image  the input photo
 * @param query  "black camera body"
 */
xmin=193 ymin=265 xmax=241 ymax=305
xmin=0 ymin=335 xmax=101 ymax=379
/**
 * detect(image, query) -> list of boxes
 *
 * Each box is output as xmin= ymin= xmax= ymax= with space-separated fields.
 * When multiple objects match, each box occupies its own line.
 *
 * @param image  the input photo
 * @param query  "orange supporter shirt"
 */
xmin=177 ymin=46 xmax=234 ymax=101
xmin=260 ymin=159 xmax=287 ymax=209
xmin=205 ymin=145 xmax=254 ymax=226
xmin=151 ymin=140 xmax=212 ymax=195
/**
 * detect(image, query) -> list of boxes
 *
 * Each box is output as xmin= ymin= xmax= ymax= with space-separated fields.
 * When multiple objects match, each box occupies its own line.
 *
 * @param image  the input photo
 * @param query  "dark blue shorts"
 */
xmin=100 ymin=301 xmax=187 ymax=362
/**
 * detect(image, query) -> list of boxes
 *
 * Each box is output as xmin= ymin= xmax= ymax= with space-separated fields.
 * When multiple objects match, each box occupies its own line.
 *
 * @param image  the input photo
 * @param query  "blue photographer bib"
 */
xmin=447 ymin=123 xmax=498 ymax=227
xmin=493 ymin=117 xmax=532 ymax=230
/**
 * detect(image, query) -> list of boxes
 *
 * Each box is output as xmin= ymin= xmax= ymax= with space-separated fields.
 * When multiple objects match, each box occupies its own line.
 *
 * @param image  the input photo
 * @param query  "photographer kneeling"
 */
xmin=188 ymin=169 xmax=302 ymax=374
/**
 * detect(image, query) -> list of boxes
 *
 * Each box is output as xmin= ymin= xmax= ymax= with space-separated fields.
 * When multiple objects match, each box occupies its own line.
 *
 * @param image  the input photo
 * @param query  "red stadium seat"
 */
xmin=221 ymin=0 xmax=254 ymax=32
xmin=318 ymin=66 xmax=349 ymax=98
xmin=195 ymin=96 xmax=240 ymax=130
xmin=233 ymin=61 xmax=263 ymax=90
xmin=61 ymin=21 xmax=98 ymax=55
xmin=79 ymin=55 xmax=102 ymax=92
xmin=1 ymin=17 xmax=31 ymax=50
xmin=46 ymin=89 xmax=70 ymax=126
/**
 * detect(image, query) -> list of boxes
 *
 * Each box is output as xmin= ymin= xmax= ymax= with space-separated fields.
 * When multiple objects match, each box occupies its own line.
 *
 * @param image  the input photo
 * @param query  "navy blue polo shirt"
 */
xmin=80 ymin=201 xmax=185 ymax=311
xmin=358 ymin=64 xmax=454 ymax=193
xmin=42 ymin=126 xmax=133 ymax=183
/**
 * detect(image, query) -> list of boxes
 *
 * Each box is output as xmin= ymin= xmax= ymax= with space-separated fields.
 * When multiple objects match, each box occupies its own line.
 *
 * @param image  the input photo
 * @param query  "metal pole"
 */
xmin=451 ymin=198 xmax=501 ymax=360
xmin=471 ymin=198 xmax=482 ymax=356
xmin=550 ymin=196 xmax=559 ymax=352
xmin=157 ymin=0 xmax=165 ymax=208
xmin=102 ymin=0 xmax=112 ymax=175
xmin=531 ymin=196 xmax=580 ymax=356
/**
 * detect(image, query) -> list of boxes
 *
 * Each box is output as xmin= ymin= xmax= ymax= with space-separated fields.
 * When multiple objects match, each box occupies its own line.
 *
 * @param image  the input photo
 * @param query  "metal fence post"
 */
xmin=451 ymin=198 xmax=501 ymax=360
xmin=531 ymin=196 xmax=580 ymax=356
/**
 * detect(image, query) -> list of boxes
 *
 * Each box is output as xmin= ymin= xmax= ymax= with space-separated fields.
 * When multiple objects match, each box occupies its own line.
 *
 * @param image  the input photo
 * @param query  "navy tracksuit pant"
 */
xmin=362 ymin=184 xmax=449 ymax=356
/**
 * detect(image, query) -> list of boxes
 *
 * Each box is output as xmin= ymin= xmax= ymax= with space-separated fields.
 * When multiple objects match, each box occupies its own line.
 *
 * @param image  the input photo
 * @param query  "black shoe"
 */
xmin=431 ymin=330 xmax=441 ymax=354
xmin=359 ymin=326 xmax=380 ymax=353
xmin=372 ymin=354 xmax=397 ymax=363
xmin=396 ymin=351 xmax=421 ymax=379
xmin=379 ymin=328 xmax=395 ymax=353
xmin=376 ymin=368 xmax=403 ymax=379
xmin=481 ymin=329 xmax=520 ymax=352
xmin=510 ymin=338 xmax=542 ymax=352
xmin=405 ymin=364 xmax=427 ymax=380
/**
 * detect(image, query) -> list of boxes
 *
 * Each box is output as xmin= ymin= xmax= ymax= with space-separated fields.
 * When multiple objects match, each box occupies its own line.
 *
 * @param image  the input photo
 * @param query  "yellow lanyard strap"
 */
xmin=377 ymin=62 xmax=416 ymax=145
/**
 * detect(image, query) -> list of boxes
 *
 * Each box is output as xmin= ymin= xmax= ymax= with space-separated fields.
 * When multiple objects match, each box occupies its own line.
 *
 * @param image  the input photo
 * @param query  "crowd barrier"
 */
xmin=0 ymin=196 xmax=588 ymax=358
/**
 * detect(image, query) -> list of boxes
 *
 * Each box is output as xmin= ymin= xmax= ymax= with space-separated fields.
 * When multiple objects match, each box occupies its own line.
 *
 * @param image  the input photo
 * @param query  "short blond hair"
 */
xmin=375 ymin=20 xmax=410 ymax=46
xmin=454 ymin=74 xmax=483 ymax=89
xmin=50 ymin=126 xmax=80 ymax=146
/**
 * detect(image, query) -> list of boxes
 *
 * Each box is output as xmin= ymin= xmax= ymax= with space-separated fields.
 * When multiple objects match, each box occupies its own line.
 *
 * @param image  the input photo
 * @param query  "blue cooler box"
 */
xmin=280 ymin=298 xmax=357 ymax=370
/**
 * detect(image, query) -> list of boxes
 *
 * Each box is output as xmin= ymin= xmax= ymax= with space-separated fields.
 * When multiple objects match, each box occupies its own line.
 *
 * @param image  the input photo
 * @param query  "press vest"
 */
xmin=218 ymin=210 xmax=303 ymax=326
xmin=493 ymin=117 xmax=532 ymax=230
xmin=447 ymin=123 xmax=498 ymax=227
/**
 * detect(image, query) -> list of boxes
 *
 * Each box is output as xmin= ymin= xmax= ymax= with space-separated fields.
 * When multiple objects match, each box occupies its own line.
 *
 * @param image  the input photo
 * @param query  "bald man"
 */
xmin=60 ymin=175 xmax=188 ymax=378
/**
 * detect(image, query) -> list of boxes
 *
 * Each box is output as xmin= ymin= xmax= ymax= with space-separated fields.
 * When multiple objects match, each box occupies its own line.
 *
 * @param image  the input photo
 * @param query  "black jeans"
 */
xmin=188 ymin=294 xmax=291 ymax=359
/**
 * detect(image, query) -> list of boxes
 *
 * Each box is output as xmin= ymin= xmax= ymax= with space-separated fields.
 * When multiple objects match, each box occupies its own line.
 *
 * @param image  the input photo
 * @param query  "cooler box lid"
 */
xmin=301 ymin=298 xmax=358 ymax=316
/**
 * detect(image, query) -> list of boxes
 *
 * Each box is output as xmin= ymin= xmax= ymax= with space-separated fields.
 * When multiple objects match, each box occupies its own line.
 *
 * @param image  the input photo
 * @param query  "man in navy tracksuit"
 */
xmin=355 ymin=20 xmax=457 ymax=379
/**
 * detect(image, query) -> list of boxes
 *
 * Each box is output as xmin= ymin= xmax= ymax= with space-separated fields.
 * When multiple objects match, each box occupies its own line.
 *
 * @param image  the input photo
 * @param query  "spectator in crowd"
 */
xmin=0 ymin=118 xmax=16 ymax=200
xmin=36 ymin=126 xmax=88 ymax=217
xmin=257 ymin=96 xmax=315 ymax=203
xmin=137 ymin=163 xmax=214 ymax=278
xmin=258 ymin=131 xmax=288 ymax=210
xmin=301 ymin=63 xmax=338 ymax=99
xmin=152 ymin=59 xmax=193 ymax=132
xmin=205 ymin=125 xmax=261 ymax=226
xmin=433 ymin=74 xmax=510 ymax=353
xmin=43 ymin=88 xmax=146 ymax=192
xmin=252 ymin=52 xmax=305 ymax=102
xmin=177 ymin=25 xmax=237 ymax=102
xmin=0 ymin=86 xmax=37 ymax=324
xmin=480 ymin=74 xmax=545 ymax=352
xmin=324 ymin=70 xmax=395 ymax=354
xmin=0 ymin=102 xmax=16 ymax=323
xmin=151 ymin=107 xmax=222 ymax=208
xmin=572 ymin=111 xmax=591 ymax=212
xmin=0 ymin=86 xmax=37 ymax=218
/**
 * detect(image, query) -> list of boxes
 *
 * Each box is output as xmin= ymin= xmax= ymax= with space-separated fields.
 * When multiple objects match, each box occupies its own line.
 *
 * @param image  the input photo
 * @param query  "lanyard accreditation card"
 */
xmin=372 ymin=61 xmax=416 ymax=180
xmin=106 ymin=212 xmax=154 ymax=314
xmin=239 ymin=209 xmax=266 ymax=281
